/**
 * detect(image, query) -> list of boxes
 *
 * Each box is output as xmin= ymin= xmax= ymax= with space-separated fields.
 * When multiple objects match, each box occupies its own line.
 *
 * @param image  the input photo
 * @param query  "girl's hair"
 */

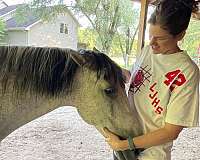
xmin=148 ymin=0 xmax=200 ymax=36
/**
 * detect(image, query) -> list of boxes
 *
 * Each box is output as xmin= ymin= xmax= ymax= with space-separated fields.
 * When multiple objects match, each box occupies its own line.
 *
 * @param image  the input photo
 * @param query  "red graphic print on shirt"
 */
xmin=129 ymin=65 xmax=152 ymax=94
xmin=132 ymin=70 xmax=144 ymax=87
xmin=164 ymin=69 xmax=186 ymax=92
xmin=149 ymin=82 xmax=164 ymax=115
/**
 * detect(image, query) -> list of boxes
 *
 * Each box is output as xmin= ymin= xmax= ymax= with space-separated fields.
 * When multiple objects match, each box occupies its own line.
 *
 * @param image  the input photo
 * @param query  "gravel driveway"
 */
xmin=0 ymin=106 xmax=199 ymax=160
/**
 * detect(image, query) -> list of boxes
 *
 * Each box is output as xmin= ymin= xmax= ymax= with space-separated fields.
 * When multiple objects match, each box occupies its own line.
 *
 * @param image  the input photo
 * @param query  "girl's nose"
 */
xmin=149 ymin=36 xmax=156 ymax=46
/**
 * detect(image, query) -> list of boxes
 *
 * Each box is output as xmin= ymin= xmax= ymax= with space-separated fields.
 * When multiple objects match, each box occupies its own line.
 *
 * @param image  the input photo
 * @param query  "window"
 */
xmin=60 ymin=23 xmax=64 ymax=33
xmin=64 ymin=24 xmax=68 ymax=34
xmin=60 ymin=23 xmax=69 ymax=34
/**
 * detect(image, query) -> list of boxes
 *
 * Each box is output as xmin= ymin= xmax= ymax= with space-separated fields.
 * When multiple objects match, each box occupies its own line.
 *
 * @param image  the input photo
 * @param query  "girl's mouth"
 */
xmin=151 ymin=45 xmax=160 ymax=51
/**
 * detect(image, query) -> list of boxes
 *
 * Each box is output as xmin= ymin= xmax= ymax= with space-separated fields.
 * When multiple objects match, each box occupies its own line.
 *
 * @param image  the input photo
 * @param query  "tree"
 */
xmin=78 ymin=28 xmax=98 ymax=49
xmin=0 ymin=19 xmax=6 ymax=43
xmin=74 ymin=0 xmax=139 ymax=58
xmin=181 ymin=19 xmax=200 ymax=57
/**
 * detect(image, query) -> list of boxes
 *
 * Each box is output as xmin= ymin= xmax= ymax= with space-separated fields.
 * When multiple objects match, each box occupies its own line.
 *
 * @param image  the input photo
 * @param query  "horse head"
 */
xmin=69 ymin=49 xmax=142 ymax=138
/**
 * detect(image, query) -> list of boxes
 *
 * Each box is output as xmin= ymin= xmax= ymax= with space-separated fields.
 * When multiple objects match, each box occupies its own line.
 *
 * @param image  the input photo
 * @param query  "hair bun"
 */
xmin=193 ymin=0 xmax=200 ymax=12
xmin=191 ymin=0 xmax=200 ymax=20
xmin=179 ymin=0 xmax=200 ymax=12
xmin=150 ymin=0 xmax=199 ymax=35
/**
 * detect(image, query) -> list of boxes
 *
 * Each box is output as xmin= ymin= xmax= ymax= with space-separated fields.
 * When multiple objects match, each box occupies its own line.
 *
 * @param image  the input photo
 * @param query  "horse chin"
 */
xmin=76 ymin=108 xmax=113 ymax=127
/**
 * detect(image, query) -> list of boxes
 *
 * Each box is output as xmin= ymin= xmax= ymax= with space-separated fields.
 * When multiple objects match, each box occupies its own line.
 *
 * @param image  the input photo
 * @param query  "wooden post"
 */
xmin=136 ymin=0 xmax=149 ymax=55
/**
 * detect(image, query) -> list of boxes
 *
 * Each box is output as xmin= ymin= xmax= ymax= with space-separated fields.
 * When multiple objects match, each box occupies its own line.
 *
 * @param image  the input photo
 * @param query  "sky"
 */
xmin=4 ymin=0 xmax=74 ymax=5
xmin=4 ymin=0 xmax=26 ymax=5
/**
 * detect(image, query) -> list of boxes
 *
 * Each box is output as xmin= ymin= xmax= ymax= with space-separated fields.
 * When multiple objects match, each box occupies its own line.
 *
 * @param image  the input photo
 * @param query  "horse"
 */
xmin=0 ymin=46 xmax=143 ymax=160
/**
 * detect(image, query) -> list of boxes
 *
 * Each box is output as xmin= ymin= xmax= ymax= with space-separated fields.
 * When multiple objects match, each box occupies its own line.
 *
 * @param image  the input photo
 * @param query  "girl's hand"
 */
xmin=102 ymin=127 xmax=125 ymax=151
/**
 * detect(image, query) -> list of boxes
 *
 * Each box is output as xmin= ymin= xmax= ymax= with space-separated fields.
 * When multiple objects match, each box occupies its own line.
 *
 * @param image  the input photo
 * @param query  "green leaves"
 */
xmin=181 ymin=19 xmax=200 ymax=57
xmin=75 ymin=0 xmax=139 ymax=55
xmin=0 ymin=19 xmax=6 ymax=42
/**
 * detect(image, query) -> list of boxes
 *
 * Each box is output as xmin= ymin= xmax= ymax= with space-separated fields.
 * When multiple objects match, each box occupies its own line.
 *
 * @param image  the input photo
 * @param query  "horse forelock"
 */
xmin=0 ymin=46 xmax=125 ymax=98
xmin=79 ymin=50 xmax=125 ymax=89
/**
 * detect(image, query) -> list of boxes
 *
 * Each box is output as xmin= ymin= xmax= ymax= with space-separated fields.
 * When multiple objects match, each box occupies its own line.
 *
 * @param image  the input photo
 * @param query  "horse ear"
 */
xmin=93 ymin=47 xmax=100 ymax=52
xmin=70 ymin=51 xmax=86 ymax=67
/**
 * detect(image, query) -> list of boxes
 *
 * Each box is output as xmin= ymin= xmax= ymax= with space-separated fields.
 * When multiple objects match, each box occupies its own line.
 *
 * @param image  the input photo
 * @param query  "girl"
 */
xmin=103 ymin=0 xmax=200 ymax=160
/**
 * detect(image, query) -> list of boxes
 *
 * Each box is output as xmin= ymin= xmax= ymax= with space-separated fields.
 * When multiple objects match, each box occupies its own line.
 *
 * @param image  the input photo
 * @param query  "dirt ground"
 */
xmin=0 ymin=106 xmax=200 ymax=160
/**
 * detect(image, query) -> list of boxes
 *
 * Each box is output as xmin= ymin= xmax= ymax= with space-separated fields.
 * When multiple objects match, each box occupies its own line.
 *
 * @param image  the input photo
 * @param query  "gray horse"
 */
xmin=0 ymin=46 xmax=143 ymax=160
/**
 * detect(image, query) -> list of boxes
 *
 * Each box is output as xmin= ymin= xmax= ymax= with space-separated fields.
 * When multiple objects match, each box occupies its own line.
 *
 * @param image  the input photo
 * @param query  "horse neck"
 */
xmin=0 ymin=85 xmax=81 ymax=142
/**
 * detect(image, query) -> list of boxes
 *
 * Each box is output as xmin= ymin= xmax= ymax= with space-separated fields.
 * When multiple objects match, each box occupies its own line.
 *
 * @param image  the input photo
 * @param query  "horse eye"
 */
xmin=104 ymin=87 xmax=116 ymax=96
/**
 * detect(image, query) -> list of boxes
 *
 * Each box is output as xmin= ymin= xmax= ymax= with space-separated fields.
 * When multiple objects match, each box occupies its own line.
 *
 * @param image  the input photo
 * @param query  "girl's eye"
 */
xmin=104 ymin=87 xmax=116 ymax=96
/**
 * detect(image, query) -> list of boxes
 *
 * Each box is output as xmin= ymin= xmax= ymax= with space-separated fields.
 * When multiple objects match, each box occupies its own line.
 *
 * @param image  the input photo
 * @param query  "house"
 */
xmin=0 ymin=1 xmax=80 ymax=50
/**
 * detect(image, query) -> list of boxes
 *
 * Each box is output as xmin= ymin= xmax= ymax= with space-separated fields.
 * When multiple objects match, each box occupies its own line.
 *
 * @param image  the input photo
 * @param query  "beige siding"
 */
xmin=28 ymin=14 xmax=78 ymax=50
xmin=4 ymin=30 xmax=28 ymax=46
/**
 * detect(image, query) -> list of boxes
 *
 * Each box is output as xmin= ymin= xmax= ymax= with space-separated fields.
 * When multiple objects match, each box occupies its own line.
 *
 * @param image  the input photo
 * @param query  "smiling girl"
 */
xmin=103 ymin=0 xmax=200 ymax=160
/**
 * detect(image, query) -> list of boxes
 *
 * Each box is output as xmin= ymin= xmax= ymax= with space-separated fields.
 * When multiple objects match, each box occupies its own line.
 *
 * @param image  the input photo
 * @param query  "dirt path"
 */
xmin=0 ymin=107 xmax=199 ymax=160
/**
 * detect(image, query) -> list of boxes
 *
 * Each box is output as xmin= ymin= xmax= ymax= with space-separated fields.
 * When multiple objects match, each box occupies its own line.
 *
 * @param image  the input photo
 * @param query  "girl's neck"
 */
xmin=165 ymin=46 xmax=182 ymax=55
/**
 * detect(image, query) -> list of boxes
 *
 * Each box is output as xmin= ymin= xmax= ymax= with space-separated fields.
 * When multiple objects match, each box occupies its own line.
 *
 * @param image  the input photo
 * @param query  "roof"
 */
xmin=0 ymin=4 xmax=18 ymax=16
xmin=64 ymin=7 xmax=81 ymax=27
xmin=6 ymin=15 xmax=40 ymax=31
xmin=0 ymin=4 xmax=80 ymax=31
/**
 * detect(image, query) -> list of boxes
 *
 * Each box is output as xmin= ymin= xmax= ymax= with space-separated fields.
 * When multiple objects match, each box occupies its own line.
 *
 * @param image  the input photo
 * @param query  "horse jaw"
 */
xmin=0 ymin=85 xmax=81 ymax=142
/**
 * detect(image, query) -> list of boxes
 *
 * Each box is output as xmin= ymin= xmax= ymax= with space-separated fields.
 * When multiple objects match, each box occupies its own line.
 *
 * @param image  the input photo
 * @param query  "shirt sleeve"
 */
xmin=165 ymin=64 xmax=199 ymax=127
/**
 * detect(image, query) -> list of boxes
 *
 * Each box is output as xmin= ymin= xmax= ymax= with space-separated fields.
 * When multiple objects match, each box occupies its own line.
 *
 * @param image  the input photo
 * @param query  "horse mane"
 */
xmin=0 ymin=46 xmax=124 ymax=97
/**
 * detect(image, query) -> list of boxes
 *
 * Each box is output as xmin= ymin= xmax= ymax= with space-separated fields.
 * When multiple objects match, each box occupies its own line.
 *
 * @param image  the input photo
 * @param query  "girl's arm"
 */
xmin=103 ymin=123 xmax=183 ymax=151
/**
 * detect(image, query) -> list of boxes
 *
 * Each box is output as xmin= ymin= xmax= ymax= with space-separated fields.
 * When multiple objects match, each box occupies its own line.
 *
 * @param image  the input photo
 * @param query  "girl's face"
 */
xmin=149 ymin=24 xmax=182 ymax=54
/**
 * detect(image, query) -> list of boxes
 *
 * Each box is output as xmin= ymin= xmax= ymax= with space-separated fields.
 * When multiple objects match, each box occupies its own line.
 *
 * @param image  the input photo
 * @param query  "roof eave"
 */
xmin=0 ymin=9 xmax=17 ymax=18
xmin=65 ymin=8 xmax=81 ymax=27
xmin=25 ymin=20 xmax=42 ymax=30
xmin=6 ymin=28 xmax=28 ymax=31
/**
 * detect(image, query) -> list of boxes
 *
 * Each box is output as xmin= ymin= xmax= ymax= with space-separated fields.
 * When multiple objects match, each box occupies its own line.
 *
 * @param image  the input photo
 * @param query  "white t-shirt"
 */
xmin=129 ymin=46 xmax=199 ymax=160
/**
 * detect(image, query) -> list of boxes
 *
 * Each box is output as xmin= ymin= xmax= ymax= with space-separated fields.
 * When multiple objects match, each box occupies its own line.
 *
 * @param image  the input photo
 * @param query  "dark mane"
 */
xmin=79 ymin=49 xmax=125 ymax=88
xmin=0 ymin=46 xmax=124 ymax=97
